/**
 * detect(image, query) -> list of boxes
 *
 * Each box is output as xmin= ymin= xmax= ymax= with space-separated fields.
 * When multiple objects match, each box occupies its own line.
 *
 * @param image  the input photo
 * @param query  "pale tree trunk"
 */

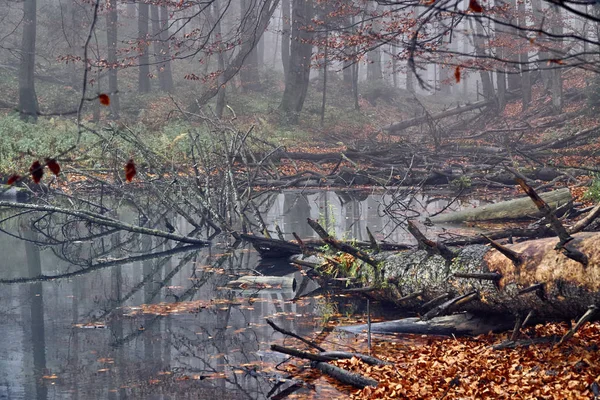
xmin=239 ymin=0 xmax=261 ymax=91
xmin=106 ymin=0 xmax=120 ymax=119
xmin=151 ymin=5 xmax=174 ymax=92
xmin=366 ymin=5 xmax=383 ymax=83
xmin=531 ymin=0 xmax=552 ymax=89
xmin=519 ymin=0 xmax=532 ymax=109
xmin=159 ymin=6 xmax=174 ymax=92
xmin=211 ymin=0 xmax=226 ymax=117
xmin=494 ymin=9 xmax=507 ymax=110
xmin=19 ymin=0 xmax=39 ymax=121
xmin=279 ymin=0 xmax=313 ymax=123
xmin=471 ymin=19 xmax=493 ymax=99
xmin=504 ymin=0 xmax=521 ymax=91
xmin=281 ymin=0 xmax=291 ymax=81
xmin=550 ymin=5 xmax=563 ymax=112
xmin=138 ymin=2 xmax=151 ymax=93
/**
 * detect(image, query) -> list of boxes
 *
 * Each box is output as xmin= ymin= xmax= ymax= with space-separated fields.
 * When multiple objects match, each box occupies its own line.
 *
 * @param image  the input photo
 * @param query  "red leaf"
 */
xmin=45 ymin=158 xmax=61 ymax=176
xmin=7 ymin=174 xmax=21 ymax=185
xmin=29 ymin=161 xmax=44 ymax=184
xmin=548 ymin=59 xmax=565 ymax=65
xmin=454 ymin=66 xmax=461 ymax=83
xmin=468 ymin=0 xmax=483 ymax=12
xmin=99 ymin=94 xmax=110 ymax=106
xmin=124 ymin=159 xmax=136 ymax=182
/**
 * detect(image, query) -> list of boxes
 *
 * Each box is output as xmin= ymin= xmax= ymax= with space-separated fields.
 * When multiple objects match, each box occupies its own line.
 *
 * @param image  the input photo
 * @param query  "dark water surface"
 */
xmin=0 ymin=190 xmax=482 ymax=399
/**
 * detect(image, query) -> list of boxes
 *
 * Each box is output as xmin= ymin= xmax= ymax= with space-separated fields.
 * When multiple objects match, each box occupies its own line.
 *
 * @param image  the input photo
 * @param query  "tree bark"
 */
xmin=471 ymin=19 xmax=493 ymax=99
xmin=106 ymin=0 xmax=120 ymax=118
xmin=151 ymin=5 xmax=174 ymax=93
xmin=239 ymin=0 xmax=262 ymax=91
xmin=281 ymin=0 xmax=291 ymax=81
xmin=519 ymin=0 xmax=532 ymax=109
xmin=19 ymin=0 xmax=39 ymax=121
xmin=138 ymin=2 xmax=151 ymax=93
xmin=279 ymin=0 xmax=313 ymax=123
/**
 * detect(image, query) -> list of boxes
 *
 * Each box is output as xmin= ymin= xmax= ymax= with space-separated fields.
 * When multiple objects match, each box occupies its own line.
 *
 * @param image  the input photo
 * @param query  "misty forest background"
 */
xmin=1 ymin=0 xmax=599 ymax=180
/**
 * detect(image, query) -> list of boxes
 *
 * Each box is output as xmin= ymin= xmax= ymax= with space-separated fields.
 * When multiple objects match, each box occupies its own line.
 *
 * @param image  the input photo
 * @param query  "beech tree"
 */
xmin=279 ymin=0 xmax=314 ymax=123
xmin=18 ymin=0 xmax=38 ymax=121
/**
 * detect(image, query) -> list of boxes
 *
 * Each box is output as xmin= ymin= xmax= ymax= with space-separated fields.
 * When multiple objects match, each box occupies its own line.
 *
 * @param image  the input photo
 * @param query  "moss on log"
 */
xmin=341 ymin=232 xmax=600 ymax=320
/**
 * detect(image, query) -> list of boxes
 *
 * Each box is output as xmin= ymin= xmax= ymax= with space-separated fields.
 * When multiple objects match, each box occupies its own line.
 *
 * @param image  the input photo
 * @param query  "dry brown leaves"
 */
xmin=325 ymin=321 xmax=600 ymax=399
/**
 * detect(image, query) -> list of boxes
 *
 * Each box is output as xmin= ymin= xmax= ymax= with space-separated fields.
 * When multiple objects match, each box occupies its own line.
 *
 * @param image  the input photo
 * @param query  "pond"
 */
xmin=0 ymin=189 xmax=484 ymax=399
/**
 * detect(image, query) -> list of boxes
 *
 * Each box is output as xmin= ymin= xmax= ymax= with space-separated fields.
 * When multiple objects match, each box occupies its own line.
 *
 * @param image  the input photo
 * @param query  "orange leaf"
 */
xmin=124 ymin=159 xmax=136 ymax=182
xmin=547 ymin=59 xmax=565 ymax=65
xmin=99 ymin=93 xmax=110 ymax=106
xmin=454 ymin=66 xmax=461 ymax=83
xmin=45 ymin=158 xmax=61 ymax=176
xmin=7 ymin=174 xmax=20 ymax=185
xmin=469 ymin=0 xmax=483 ymax=12
xmin=29 ymin=161 xmax=44 ymax=184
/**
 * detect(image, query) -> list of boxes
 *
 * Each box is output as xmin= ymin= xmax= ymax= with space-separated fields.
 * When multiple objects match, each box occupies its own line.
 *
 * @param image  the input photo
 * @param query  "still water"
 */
xmin=0 ymin=190 xmax=481 ymax=399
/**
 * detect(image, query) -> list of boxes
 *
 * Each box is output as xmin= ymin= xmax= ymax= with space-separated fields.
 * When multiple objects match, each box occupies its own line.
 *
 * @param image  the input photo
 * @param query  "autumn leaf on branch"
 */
xmin=468 ymin=0 xmax=484 ymax=12
xmin=45 ymin=159 xmax=61 ymax=176
xmin=548 ymin=59 xmax=566 ymax=65
xmin=454 ymin=66 xmax=461 ymax=83
xmin=29 ymin=161 xmax=44 ymax=184
xmin=7 ymin=174 xmax=20 ymax=185
xmin=124 ymin=159 xmax=137 ymax=182
xmin=98 ymin=94 xmax=110 ymax=106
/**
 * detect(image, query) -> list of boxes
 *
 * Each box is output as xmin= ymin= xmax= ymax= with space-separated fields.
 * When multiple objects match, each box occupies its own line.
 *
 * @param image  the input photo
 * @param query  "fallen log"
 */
xmin=240 ymin=233 xmax=410 ymax=258
xmin=384 ymin=97 xmax=496 ymax=134
xmin=429 ymin=188 xmax=571 ymax=223
xmin=270 ymin=345 xmax=378 ymax=389
xmin=339 ymin=313 xmax=516 ymax=336
xmin=359 ymin=231 xmax=600 ymax=320
xmin=227 ymin=275 xmax=296 ymax=291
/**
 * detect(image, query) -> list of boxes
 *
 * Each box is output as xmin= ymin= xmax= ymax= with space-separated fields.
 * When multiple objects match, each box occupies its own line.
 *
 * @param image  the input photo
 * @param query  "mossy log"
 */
xmin=332 ymin=231 xmax=600 ymax=321
xmin=429 ymin=188 xmax=571 ymax=223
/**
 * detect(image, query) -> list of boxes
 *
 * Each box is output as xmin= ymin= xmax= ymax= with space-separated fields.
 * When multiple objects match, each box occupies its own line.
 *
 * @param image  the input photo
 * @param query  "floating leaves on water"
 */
xmin=29 ymin=161 xmax=44 ymax=184
xmin=124 ymin=159 xmax=136 ymax=182
xmin=6 ymin=174 xmax=20 ymax=185
xmin=98 ymin=93 xmax=110 ymax=106
xmin=45 ymin=158 xmax=61 ymax=176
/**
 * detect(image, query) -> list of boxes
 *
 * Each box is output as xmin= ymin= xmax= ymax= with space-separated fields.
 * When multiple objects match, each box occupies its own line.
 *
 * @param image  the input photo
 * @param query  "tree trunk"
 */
xmin=19 ymin=0 xmax=39 ymax=122
xmin=212 ymin=0 xmax=226 ymax=117
xmin=550 ymin=5 xmax=564 ymax=112
xmin=366 ymin=5 xmax=383 ymax=84
xmin=138 ymin=2 xmax=151 ymax=93
xmin=159 ymin=6 xmax=174 ymax=92
xmin=281 ymin=0 xmax=291 ymax=81
xmin=106 ymin=0 xmax=120 ymax=119
xmin=504 ymin=0 xmax=521 ymax=91
xmin=531 ymin=0 xmax=552 ymax=89
xmin=519 ymin=0 xmax=532 ymax=109
xmin=471 ymin=19 xmax=493 ymax=99
xmin=279 ymin=0 xmax=313 ymax=123
xmin=151 ymin=5 xmax=174 ymax=93
xmin=429 ymin=188 xmax=571 ymax=223
xmin=239 ymin=0 xmax=262 ymax=91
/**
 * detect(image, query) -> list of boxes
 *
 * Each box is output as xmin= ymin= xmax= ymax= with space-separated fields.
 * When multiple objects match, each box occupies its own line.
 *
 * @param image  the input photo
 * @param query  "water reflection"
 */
xmin=0 ymin=190 xmax=480 ymax=399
